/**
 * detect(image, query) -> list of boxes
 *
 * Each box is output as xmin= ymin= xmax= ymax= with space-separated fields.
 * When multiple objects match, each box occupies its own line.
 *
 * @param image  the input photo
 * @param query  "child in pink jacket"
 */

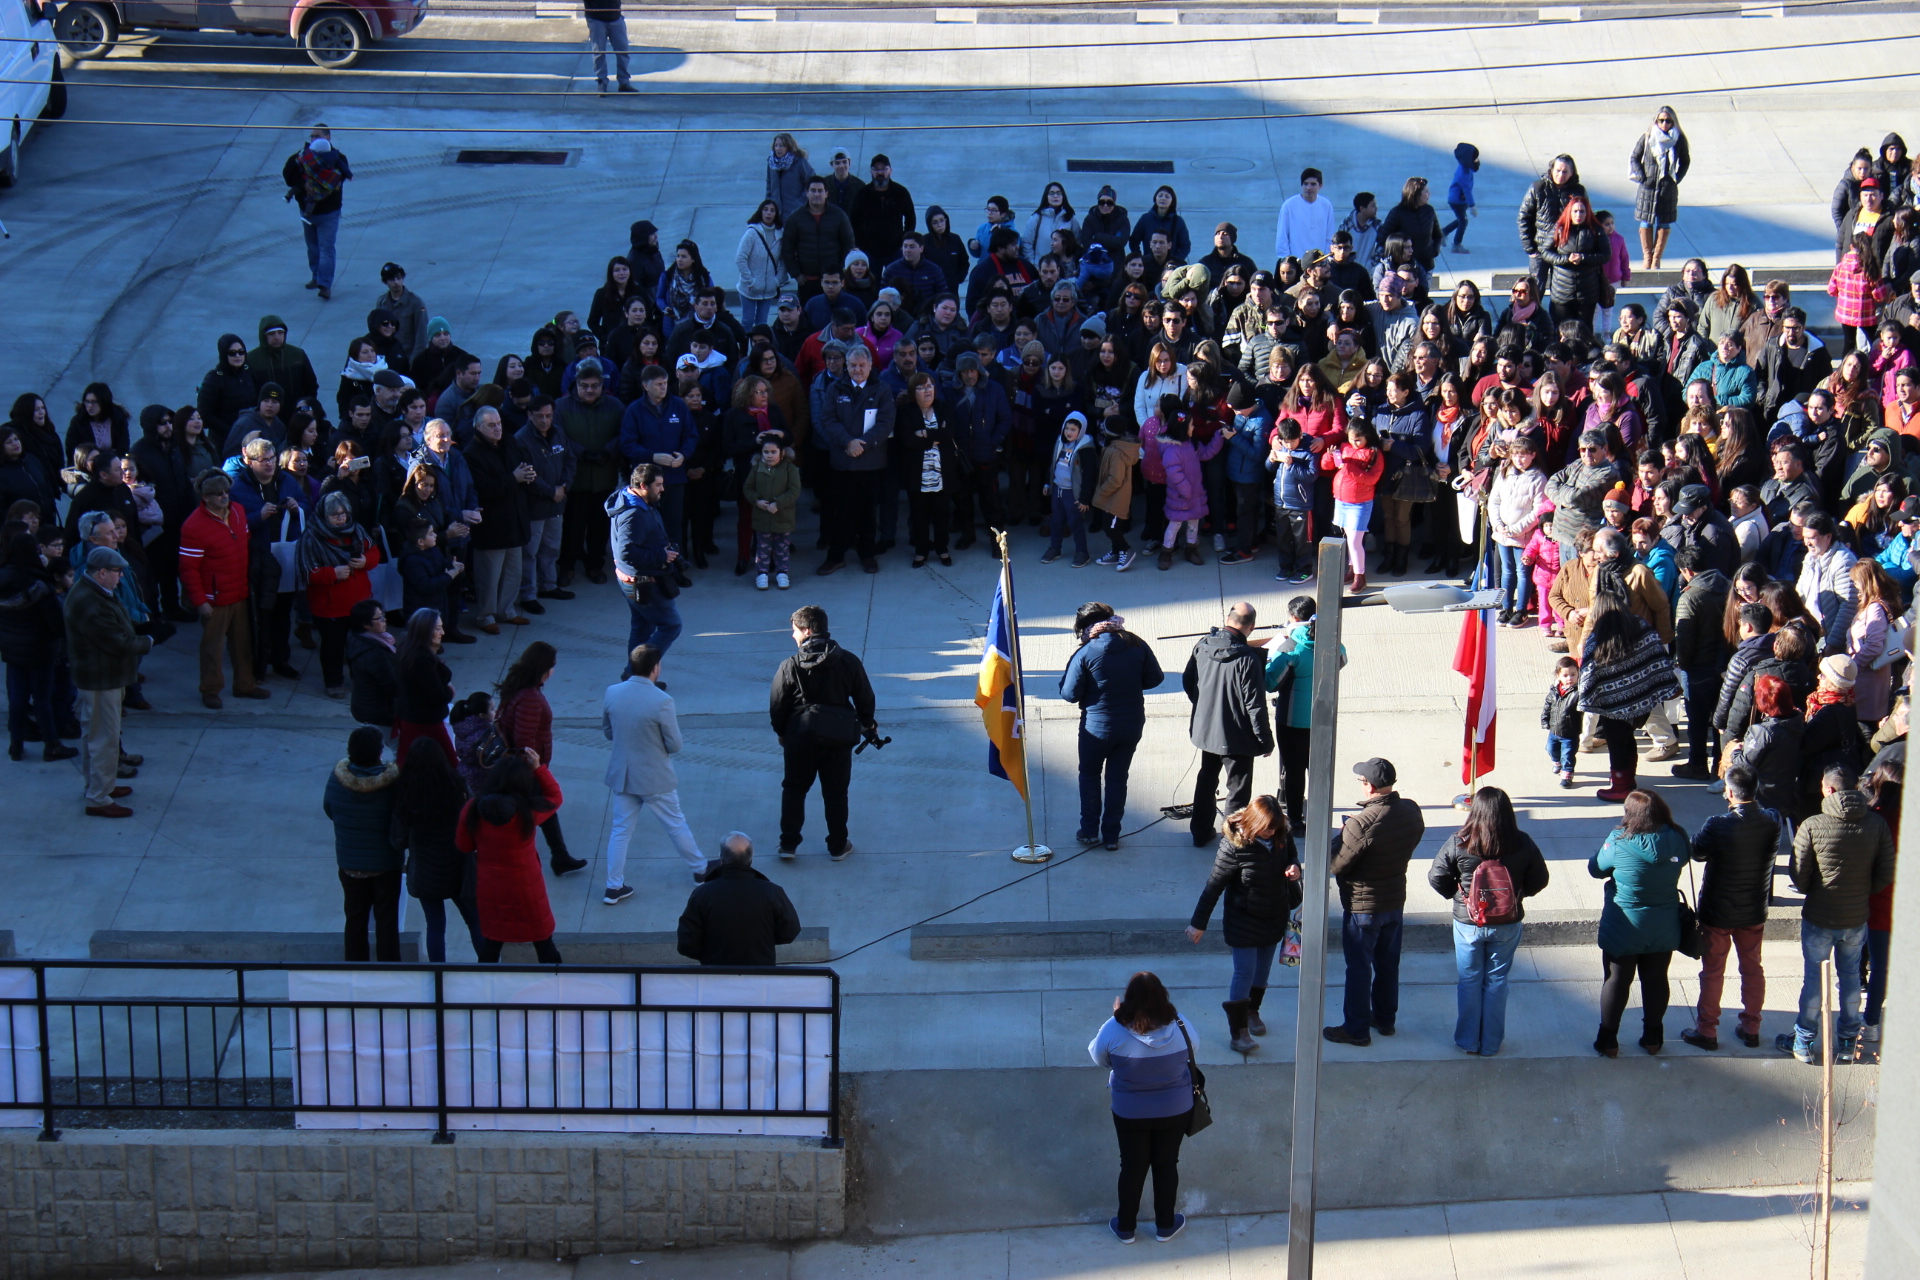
xmin=1524 ymin=517 xmax=1562 ymax=635
xmin=1595 ymin=210 xmax=1632 ymax=339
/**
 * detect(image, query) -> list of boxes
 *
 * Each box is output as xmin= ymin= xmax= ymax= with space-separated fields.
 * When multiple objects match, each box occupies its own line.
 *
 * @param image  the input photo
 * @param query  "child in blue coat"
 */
xmin=1442 ymin=143 xmax=1479 ymax=253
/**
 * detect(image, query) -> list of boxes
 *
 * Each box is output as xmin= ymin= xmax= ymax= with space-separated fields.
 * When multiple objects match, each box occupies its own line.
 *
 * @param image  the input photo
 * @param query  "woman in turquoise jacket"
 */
xmin=1263 ymin=596 xmax=1345 ymax=829
xmin=1588 ymin=788 xmax=1690 ymax=1057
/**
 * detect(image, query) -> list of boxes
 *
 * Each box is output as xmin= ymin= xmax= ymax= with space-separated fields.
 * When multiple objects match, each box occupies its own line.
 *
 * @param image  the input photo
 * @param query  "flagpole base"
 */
xmin=1011 ymin=844 xmax=1053 ymax=864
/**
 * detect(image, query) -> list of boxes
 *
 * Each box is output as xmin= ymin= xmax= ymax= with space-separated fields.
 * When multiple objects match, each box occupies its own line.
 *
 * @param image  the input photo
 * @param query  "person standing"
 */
xmin=1324 ymin=757 xmax=1426 ymax=1046
xmin=463 ymin=406 xmax=535 ymax=635
xmin=1670 ymin=543 xmax=1731 ymax=781
xmin=322 ymin=726 xmax=404 ymax=962
xmin=458 ymin=748 xmax=566 ymax=965
xmin=1087 ymin=972 xmax=1197 ymax=1245
xmin=815 ymin=344 xmax=894 ymax=575
xmin=1428 ymin=787 xmax=1549 ymax=1056
xmin=1274 ymin=168 xmax=1337 ymax=263
xmin=1186 ymin=796 xmax=1302 ymax=1053
xmin=676 ymin=833 xmax=802 ymax=965
xmin=0 ymin=533 xmax=75 ymax=764
xmin=176 ymin=471 xmax=271 ymax=710
xmin=555 ymin=362 xmax=626 ymax=585
xmin=392 ymin=736 xmax=482 ymax=963
xmin=1628 ymin=107 xmax=1689 ymax=270
xmin=769 ymin=605 xmax=876 ymax=861
xmin=298 ymin=491 xmax=380 ymax=699
xmin=1589 ymin=788 xmax=1689 ymax=1057
xmin=1681 ymin=764 xmax=1780 ymax=1052
xmin=495 ymin=641 xmax=587 ymax=877
xmin=607 ymin=463 xmax=683 ymax=662
xmin=63 ymin=547 xmax=149 ymax=818
xmin=1780 ymin=764 xmax=1896 ymax=1063
xmin=514 ymin=395 xmax=576 ymax=614
xmin=603 ymin=643 xmax=705 ymax=899
xmin=1059 ymin=603 xmax=1164 ymax=850
xmin=1262 ymin=596 xmax=1338 ymax=830
xmin=1181 ymin=602 xmax=1273 ymax=846
xmin=281 ymin=125 xmax=351 ymax=301
xmin=583 ymin=0 xmax=636 ymax=94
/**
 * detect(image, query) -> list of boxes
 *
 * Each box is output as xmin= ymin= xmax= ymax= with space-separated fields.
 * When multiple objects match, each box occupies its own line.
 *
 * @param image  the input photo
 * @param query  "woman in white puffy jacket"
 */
xmin=735 ymin=200 xmax=787 ymax=329
xmin=1021 ymin=182 xmax=1080 ymax=264
xmin=1487 ymin=431 xmax=1548 ymax=627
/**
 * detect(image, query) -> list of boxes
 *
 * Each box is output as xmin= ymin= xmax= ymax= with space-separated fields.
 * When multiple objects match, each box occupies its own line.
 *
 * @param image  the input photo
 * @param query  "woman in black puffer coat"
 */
xmin=0 ymin=533 xmax=76 ymax=762
xmin=1538 ymin=193 xmax=1609 ymax=335
xmin=1187 ymin=795 xmax=1302 ymax=1053
xmin=393 ymin=734 xmax=481 ymax=962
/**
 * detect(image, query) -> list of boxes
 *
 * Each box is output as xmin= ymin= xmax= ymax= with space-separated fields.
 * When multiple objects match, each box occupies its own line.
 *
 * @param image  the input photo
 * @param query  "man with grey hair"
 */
xmin=602 ymin=644 xmax=702 ymax=903
xmin=178 ymin=469 xmax=271 ymax=709
xmin=63 ymin=547 xmax=151 ymax=818
xmin=462 ymin=405 xmax=535 ymax=634
xmin=1035 ymin=281 xmax=1086 ymax=358
xmin=1182 ymin=601 xmax=1273 ymax=845
xmin=676 ymin=831 xmax=802 ymax=967
xmin=1546 ymin=429 xmax=1621 ymax=564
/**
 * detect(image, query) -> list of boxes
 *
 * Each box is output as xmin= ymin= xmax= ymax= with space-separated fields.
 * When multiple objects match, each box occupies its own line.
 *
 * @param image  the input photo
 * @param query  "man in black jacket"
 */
xmin=1325 ymin=757 xmax=1425 ymax=1046
xmin=1671 ymin=543 xmax=1731 ymax=780
xmin=1182 ymin=602 xmax=1273 ymax=846
xmin=677 ymin=833 xmax=801 ymax=966
xmin=850 ymin=154 xmax=915 ymax=265
xmin=462 ymin=407 xmax=535 ymax=633
xmin=1682 ymin=765 xmax=1780 ymax=1052
xmin=1671 ymin=485 xmax=1739 ymax=578
xmin=783 ymin=177 xmax=856 ymax=305
xmin=282 ymin=126 xmax=351 ymax=300
xmin=770 ymin=605 xmax=877 ymax=861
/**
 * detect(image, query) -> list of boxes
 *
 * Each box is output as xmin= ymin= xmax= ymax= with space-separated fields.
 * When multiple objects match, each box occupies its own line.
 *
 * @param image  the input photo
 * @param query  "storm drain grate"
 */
xmin=1066 ymin=159 xmax=1175 ymax=174
xmin=454 ymin=149 xmax=571 ymax=166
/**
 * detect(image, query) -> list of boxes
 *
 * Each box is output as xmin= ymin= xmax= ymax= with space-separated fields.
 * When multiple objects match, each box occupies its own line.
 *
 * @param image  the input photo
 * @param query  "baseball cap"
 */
xmin=1352 ymin=758 xmax=1396 ymax=788
xmin=777 ymin=294 xmax=799 ymax=309
xmin=87 ymin=546 xmax=129 ymax=572
xmin=1900 ymin=496 xmax=1920 ymax=522
xmin=1673 ymin=484 xmax=1710 ymax=516
xmin=1301 ymin=249 xmax=1329 ymax=269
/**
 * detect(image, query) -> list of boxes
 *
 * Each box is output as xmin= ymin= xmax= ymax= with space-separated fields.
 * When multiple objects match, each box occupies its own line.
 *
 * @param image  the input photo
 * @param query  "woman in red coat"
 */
xmin=298 ymin=489 xmax=381 ymax=699
xmin=457 ymin=748 xmax=565 ymax=963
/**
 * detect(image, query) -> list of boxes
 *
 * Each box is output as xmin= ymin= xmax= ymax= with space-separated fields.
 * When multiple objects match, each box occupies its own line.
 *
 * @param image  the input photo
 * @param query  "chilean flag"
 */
xmin=1452 ymin=604 xmax=1497 ymax=786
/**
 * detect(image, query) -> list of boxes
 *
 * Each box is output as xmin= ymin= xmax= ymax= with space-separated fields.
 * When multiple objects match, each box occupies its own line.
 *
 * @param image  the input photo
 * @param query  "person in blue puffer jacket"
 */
xmin=1441 ymin=142 xmax=1480 ymax=253
xmin=1220 ymin=395 xmax=1273 ymax=564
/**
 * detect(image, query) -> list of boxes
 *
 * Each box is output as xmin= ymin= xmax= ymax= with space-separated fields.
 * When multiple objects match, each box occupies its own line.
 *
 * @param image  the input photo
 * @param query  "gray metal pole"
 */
xmin=1286 ymin=536 xmax=1347 ymax=1280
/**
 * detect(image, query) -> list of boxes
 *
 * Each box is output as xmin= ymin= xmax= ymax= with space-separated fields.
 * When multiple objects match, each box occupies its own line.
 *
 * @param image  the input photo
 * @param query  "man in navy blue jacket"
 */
xmin=1059 ymin=604 xmax=1164 ymax=849
xmin=943 ymin=353 xmax=1012 ymax=553
xmin=606 ymin=464 xmax=682 ymax=667
xmin=618 ymin=366 xmax=698 ymax=548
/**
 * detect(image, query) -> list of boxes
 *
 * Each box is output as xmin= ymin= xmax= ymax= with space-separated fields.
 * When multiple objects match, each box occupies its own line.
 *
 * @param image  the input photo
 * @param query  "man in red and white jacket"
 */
xmin=177 ymin=471 xmax=272 ymax=709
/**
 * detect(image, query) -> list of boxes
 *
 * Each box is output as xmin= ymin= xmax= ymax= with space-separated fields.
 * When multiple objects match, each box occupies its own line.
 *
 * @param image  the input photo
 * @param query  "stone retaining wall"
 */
xmin=0 ymin=1130 xmax=844 ymax=1279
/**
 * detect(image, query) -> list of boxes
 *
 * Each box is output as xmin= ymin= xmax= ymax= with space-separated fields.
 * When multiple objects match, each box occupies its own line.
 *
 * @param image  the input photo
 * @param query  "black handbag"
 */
xmin=1175 ymin=1020 xmax=1213 ymax=1136
xmin=1675 ymin=862 xmax=1705 ymax=960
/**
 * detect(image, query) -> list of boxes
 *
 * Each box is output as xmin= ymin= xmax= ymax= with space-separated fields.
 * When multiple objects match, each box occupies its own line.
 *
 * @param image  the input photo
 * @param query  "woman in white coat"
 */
xmin=736 ymin=200 xmax=787 ymax=329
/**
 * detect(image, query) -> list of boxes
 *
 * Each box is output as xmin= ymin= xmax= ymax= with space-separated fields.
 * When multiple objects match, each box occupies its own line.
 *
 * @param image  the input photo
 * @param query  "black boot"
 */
xmin=1247 ymin=987 xmax=1268 ymax=1036
xmin=1224 ymin=1000 xmax=1256 ymax=1053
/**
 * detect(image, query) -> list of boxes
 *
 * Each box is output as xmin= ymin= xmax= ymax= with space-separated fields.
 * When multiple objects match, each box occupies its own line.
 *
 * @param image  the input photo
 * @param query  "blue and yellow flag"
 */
xmin=975 ymin=570 xmax=1028 ymax=800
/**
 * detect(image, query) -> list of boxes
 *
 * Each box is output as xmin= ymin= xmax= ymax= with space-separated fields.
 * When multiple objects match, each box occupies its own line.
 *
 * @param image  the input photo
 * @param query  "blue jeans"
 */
xmin=623 ymin=584 xmax=683 ymax=659
xmin=1547 ymin=734 xmax=1576 ymax=772
xmin=1077 ymin=727 xmax=1136 ymax=843
xmin=1340 ymin=906 xmax=1403 ymax=1035
xmin=302 ymin=208 xmax=340 ymax=290
xmin=586 ymin=16 xmax=631 ymax=87
xmin=1453 ymin=918 xmax=1522 ymax=1054
xmin=740 ymin=296 xmax=774 ymax=328
xmin=1230 ymin=944 xmax=1277 ymax=1001
xmin=1795 ymin=921 xmax=1866 ymax=1045
xmin=418 ymin=894 xmax=481 ymax=964
xmin=1496 ymin=542 xmax=1527 ymax=614
xmin=1441 ymin=201 xmax=1470 ymax=248
xmin=1047 ymin=491 xmax=1088 ymax=558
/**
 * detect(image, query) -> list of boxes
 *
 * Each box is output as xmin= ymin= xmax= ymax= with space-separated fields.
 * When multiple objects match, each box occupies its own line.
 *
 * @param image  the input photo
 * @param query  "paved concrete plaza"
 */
xmin=0 ymin=11 xmax=1903 ymax=1268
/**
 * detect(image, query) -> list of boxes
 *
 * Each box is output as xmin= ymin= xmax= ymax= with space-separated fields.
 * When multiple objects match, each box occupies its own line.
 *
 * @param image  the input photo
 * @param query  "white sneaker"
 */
xmin=755 ymin=573 xmax=770 ymax=590
xmin=1212 ymin=533 xmax=1226 ymax=551
xmin=775 ymin=572 xmax=790 ymax=589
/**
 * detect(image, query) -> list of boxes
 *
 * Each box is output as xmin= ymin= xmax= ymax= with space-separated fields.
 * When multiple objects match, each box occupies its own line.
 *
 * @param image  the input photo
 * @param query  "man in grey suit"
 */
xmin=601 ymin=643 xmax=704 ymax=904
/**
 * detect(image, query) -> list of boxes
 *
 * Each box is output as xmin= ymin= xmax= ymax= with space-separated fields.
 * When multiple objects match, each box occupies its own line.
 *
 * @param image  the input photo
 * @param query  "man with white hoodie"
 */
xmin=1274 ymin=168 xmax=1337 ymax=263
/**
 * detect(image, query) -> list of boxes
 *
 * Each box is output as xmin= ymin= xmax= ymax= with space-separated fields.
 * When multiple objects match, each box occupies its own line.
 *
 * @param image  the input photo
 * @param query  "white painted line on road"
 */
xmin=1741 ymin=2 xmax=1785 ymax=13
xmin=1334 ymin=9 xmax=1380 ymax=23
xmin=1136 ymin=9 xmax=1180 ymax=22
xmin=736 ymin=7 xmax=779 ymax=19
xmin=934 ymin=7 xmax=978 ymax=20
xmin=1538 ymin=5 xmax=1581 ymax=18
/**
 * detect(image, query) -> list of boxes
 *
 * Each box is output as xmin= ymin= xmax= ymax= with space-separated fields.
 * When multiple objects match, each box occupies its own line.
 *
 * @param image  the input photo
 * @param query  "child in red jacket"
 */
xmin=1320 ymin=419 xmax=1385 ymax=591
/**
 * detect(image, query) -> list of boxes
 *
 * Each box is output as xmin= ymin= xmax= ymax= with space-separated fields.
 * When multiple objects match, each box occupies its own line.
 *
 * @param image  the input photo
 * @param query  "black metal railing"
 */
xmin=0 ymin=960 xmax=840 ymax=1145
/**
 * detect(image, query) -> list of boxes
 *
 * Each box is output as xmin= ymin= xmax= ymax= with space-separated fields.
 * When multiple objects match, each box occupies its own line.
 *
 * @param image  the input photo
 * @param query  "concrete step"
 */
xmin=83 ymin=929 xmax=830 ymax=966
xmin=910 ymin=907 xmax=1804 ymax=959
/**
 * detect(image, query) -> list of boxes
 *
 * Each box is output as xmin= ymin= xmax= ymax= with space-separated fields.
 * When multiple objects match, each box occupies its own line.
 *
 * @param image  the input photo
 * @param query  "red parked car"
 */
xmin=53 ymin=0 xmax=428 ymax=69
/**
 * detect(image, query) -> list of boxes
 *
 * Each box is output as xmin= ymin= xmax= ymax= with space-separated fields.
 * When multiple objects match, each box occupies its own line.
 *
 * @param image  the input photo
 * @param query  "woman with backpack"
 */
xmin=1428 ymin=787 xmax=1551 ymax=1056
xmin=494 ymin=641 xmax=587 ymax=876
xmin=1186 ymin=796 xmax=1302 ymax=1054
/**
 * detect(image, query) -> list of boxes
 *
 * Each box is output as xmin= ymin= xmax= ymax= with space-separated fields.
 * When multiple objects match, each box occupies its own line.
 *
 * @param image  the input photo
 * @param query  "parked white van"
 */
xmin=0 ymin=0 xmax=64 ymax=188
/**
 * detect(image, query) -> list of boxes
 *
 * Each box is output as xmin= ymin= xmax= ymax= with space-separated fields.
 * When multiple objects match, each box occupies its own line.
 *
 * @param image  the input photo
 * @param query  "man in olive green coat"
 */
xmin=63 ymin=547 xmax=151 ymax=818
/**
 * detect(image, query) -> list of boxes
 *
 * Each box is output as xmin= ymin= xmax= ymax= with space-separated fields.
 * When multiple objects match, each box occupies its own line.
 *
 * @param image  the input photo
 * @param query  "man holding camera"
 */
xmin=769 ymin=605 xmax=877 ymax=861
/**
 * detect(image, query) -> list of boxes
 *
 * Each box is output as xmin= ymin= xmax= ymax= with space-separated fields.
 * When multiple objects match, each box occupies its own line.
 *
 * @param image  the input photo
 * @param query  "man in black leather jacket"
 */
xmin=1682 ymin=765 xmax=1781 ymax=1051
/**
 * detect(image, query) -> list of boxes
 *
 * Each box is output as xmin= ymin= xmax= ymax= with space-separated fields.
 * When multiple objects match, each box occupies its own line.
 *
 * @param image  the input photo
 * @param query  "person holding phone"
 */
xmin=298 ymin=490 xmax=381 ymax=699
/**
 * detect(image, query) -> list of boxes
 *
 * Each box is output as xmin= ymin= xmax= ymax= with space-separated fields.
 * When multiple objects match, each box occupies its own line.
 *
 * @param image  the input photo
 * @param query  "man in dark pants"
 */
xmin=1181 ymin=602 xmax=1273 ymax=846
xmin=556 ymin=363 xmax=626 ymax=585
xmin=1058 ymin=603 xmax=1164 ymax=850
xmin=1325 ymin=758 xmax=1426 ymax=1046
xmin=944 ymin=352 xmax=1011 ymax=553
xmin=676 ymin=833 xmax=802 ymax=965
xmin=1670 ymin=542 xmax=1731 ymax=781
xmin=770 ymin=605 xmax=877 ymax=860
xmin=815 ymin=345 xmax=894 ymax=575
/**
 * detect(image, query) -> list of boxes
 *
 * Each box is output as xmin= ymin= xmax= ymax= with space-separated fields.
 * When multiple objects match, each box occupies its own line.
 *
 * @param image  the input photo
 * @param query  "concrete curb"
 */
xmin=909 ymin=908 xmax=1805 ymax=958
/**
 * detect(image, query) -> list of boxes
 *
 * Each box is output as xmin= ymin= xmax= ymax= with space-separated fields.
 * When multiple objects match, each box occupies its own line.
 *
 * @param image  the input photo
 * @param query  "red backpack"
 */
xmin=1465 ymin=855 xmax=1520 ymax=926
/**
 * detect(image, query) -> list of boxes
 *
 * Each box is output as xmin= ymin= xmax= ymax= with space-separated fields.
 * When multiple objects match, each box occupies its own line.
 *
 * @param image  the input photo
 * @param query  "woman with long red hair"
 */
xmin=1540 ymin=194 xmax=1608 ymax=336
